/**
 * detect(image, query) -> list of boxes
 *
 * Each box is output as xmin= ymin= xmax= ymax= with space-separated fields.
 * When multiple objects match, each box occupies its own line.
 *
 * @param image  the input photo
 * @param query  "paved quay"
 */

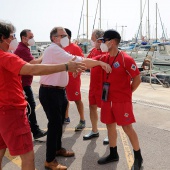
xmin=2 ymin=73 xmax=170 ymax=170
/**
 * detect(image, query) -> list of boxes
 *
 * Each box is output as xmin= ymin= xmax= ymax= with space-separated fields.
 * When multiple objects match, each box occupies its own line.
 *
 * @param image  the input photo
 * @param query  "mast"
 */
xmin=140 ymin=0 xmax=143 ymax=39
xmin=156 ymin=3 xmax=157 ymax=42
xmin=157 ymin=6 xmax=167 ymax=41
xmin=146 ymin=17 xmax=148 ymax=39
xmin=83 ymin=14 xmax=85 ymax=39
xmin=77 ymin=0 xmax=84 ymax=40
xmin=86 ymin=0 xmax=88 ymax=41
xmin=99 ymin=0 xmax=101 ymax=29
xmin=147 ymin=0 xmax=150 ymax=41
xmin=92 ymin=0 xmax=100 ymax=31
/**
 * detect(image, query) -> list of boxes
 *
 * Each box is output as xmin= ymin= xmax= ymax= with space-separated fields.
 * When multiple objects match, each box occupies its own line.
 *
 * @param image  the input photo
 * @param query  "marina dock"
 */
xmin=2 ymin=73 xmax=170 ymax=170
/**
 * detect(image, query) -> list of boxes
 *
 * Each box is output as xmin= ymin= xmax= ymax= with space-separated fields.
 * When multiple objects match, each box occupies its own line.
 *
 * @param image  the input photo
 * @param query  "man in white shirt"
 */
xmin=39 ymin=27 xmax=112 ymax=170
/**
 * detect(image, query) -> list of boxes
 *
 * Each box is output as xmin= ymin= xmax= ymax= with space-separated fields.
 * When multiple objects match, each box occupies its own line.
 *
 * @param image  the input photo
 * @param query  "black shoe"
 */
xmin=83 ymin=131 xmax=99 ymax=140
xmin=98 ymin=154 xmax=119 ymax=165
xmin=131 ymin=158 xmax=143 ymax=170
xmin=33 ymin=129 xmax=47 ymax=139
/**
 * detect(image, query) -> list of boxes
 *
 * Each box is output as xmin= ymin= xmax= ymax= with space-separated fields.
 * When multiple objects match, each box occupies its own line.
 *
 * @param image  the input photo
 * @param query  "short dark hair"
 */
xmin=0 ymin=20 xmax=15 ymax=42
xmin=50 ymin=27 xmax=64 ymax=42
xmin=20 ymin=29 xmax=31 ymax=40
xmin=65 ymin=28 xmax=72 ymax=38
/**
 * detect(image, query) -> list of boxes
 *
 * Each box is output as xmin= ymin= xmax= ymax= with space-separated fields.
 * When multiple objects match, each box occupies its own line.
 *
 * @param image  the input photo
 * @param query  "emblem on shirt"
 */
xmin=113 ymin=61 xmax=120 ymax=68
xmin=75 ymin=92 xmax=79 ymax=96
xmin=131 ymin=64 xmax=136 ymax=71
xmin=124 ymin=113 xmax=129 ymax=117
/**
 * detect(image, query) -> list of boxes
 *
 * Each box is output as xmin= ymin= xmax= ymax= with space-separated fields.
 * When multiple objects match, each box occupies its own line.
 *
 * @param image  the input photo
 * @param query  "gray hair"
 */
xmin=0 ymin=20 xmax=15 ymax=42
xmin=92 ymin=29 xmax=104 ymax=39
xmin=50 ymin=26 xmax=64 ymax=42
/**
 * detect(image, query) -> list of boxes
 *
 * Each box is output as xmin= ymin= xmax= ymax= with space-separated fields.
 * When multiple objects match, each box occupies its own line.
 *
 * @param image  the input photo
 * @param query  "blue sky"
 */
xmin=1 ymin=0 xmax=170 ymax=41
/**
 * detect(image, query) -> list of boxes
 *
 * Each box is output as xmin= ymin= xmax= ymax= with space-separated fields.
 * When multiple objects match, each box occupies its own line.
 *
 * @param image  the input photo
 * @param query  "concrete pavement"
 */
xmin=2 ymin=73 xmax=170 ymax=170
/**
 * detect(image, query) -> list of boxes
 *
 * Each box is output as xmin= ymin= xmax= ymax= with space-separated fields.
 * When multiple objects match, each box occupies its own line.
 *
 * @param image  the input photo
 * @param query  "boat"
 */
xmin=123 ymin=42 xmax=170 ymax=66
xmin=152 ymin=43 xmax=170 ymax=65
xmin=122 ymin=1 xmax=170 ymax=66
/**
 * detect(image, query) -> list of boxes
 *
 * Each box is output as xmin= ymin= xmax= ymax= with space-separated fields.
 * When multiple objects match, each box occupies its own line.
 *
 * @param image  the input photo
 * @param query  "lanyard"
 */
xmin=106 ymin=51 xmax=119 ymax=80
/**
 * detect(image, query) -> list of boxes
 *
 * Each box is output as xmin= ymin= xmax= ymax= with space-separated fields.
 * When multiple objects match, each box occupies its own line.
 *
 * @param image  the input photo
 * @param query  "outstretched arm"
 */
xmin=29 ymin=55 xmax=43 ymax=64
xmin=20 ymin=58 xmax=86 ymax=76
xmin=82 ymin=58 xmax=112 ymax=73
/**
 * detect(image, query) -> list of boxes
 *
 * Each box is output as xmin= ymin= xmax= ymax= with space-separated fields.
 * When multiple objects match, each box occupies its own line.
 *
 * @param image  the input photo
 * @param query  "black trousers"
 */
xmin=24 ymin=86 xmax=39 ymax=135
xmin=39 ymin=86 xmax=68 ymax=162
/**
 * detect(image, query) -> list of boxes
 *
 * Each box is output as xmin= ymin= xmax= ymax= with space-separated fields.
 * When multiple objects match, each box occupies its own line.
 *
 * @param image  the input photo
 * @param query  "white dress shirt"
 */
xmin=40 ymin=43 xmax=83 ymax=87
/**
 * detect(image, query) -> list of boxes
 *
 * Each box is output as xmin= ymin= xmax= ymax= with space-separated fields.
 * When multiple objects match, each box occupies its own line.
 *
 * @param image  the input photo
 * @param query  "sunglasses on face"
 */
xmin=54 ymin=35 xmax=67 ymax=38
xmin=101 ymin=38 xmax=111 ymax=43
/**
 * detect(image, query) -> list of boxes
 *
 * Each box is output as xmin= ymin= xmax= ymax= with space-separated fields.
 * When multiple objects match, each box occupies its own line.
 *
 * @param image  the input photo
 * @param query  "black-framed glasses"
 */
xmin=54 ymin=35 xmax=67 ymax=38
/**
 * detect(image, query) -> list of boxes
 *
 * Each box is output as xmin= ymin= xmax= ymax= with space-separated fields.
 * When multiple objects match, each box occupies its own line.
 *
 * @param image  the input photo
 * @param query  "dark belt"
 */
xmin=40 ymin=84 xmax=65 ymax=89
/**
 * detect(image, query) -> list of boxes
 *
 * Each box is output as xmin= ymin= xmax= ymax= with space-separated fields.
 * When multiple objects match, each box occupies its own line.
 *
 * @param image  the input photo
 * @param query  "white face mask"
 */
xmin=28 ymin=38 xmax=35 ymax=46
xmin=60 ymin=36 xmax=69 ymax=47
xmin=100 ymin=43 xmax=108 ymax=52
xmin=90 ymin=40 xmax=95 ymax=47
xmin=8 ymin=39 xmax=18 ymax=51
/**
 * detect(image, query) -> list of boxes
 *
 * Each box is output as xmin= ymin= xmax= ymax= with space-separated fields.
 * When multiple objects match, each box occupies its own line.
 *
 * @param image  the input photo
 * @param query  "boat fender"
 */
xmin=142 ymin=56 xmax=152 ymax=70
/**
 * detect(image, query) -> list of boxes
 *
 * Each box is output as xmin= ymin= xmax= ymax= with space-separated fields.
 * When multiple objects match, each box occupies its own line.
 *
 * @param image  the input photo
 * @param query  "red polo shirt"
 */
xmin=94 ymin=51 xmax=140 ymax=102
xmin=87 ymin=48 xmax=106 ymax=93
xmin=64 ymin=43 xmax=84 ymax=101
xmin=0 ymin=50 xmax=27 ymax=109
xmin=14 ymin=42 xmax=34 ymax=87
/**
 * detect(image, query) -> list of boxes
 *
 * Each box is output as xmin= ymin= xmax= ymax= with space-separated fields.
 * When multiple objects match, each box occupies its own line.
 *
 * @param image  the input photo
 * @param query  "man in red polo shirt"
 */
xmin=0 ymin=21 xmax=87 ymax=170
xmin=83 ymin=29 xmax=109 ymax=144
xmin=96 ymin=29 xmax=143 ymax=170
xmin=64 ymin=28 xmax=85 ymax=131
xmin=14 ymin=29 xmax=47 ymax=140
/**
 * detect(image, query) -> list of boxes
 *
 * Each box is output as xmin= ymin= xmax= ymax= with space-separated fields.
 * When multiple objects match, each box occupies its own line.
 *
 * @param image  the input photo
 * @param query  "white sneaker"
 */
xmin=83 ymin=131 xmax=99 ymax=140
xmin=103 ymin=136 xmax=109 ymax=145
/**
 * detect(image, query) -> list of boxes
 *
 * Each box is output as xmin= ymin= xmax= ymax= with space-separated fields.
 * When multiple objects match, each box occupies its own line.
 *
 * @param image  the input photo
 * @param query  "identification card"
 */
xmin=102 ymin=82 xmax=110 ymax=101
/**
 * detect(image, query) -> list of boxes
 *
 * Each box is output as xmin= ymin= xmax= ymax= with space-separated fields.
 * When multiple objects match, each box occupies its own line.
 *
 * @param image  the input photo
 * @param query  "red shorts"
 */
xmin=66 ymin=74 xmax=81 ymax=101
xmin=100 ymin=101 xmax=136 ymax=125
xmin=0 ymin=108 xmax=33 ymax=156
xmin=89 ymin=88 xmax=102 ymax=108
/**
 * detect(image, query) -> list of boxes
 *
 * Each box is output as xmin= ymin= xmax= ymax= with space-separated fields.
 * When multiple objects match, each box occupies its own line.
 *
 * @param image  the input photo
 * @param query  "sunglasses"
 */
xmin=54 ymin=35 xmax=67 ymax=38
xmin=101 ymin=38 xmax=111 ymax=43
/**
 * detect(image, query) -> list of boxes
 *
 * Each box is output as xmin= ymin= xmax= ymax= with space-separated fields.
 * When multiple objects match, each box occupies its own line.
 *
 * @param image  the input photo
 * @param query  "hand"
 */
xmin=99 ymin=61 xmax=112 ymax=73
xmin=67 ymin=58 xmax=87 ymax=72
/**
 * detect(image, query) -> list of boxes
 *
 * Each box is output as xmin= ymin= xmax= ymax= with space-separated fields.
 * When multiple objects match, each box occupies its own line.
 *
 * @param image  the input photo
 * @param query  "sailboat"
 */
xmin=124 ymin=1 xmax=170 ymax=66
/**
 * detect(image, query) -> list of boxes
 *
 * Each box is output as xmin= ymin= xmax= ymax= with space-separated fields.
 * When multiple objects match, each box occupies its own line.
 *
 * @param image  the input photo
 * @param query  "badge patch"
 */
xmin=131 ymin=64 xmax=136 ymax=71
xmin=124 ymin=113 xmax=129 ymax=117
xmin=75 ymin=92 xmax=79 ymax=96
xmin=113 ymin=61 xmax=120 ymax=68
